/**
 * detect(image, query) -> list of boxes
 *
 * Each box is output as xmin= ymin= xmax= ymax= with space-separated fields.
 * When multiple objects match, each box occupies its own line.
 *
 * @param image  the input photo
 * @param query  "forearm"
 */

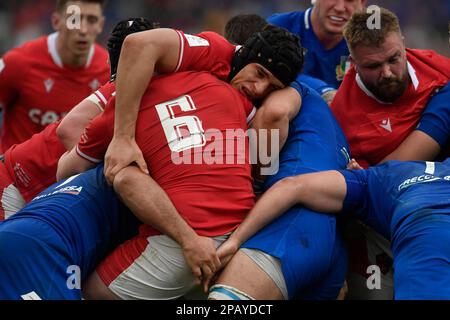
xmin=113 ymin=166 xmax=197 ymax=246
xmin=57 ymin=100 xmax=102 ymax=150
xmin=229 ymin=177 xmax=302 ymax=246
xmin=113 ymin=29 xmax=180 ymax=138
xmin=380 ymin=130 xmax=441 ymax=163
xmin=229 ymin=171 xmax=346 ymax=246
xmin=114 ymin=36 xmax=156 ymax=138
xmin=56 ymin=148 xmax=95 ymax=181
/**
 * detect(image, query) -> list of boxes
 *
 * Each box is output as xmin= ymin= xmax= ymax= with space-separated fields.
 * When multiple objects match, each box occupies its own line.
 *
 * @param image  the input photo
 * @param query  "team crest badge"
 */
xmin=336 ymin=56 xmax=351 ymax=82
xmin=44 ymin=78 xmax=54 ymax=93
xmin=89 ymin=79 xmax=100 ymax=91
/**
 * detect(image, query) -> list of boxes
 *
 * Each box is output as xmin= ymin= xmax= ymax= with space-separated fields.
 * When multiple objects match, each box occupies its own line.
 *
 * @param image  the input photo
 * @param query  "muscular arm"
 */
xmin=104 ymin=29 xmax=181 ymax=183
xmin=380 ymin=130 xmax=441 ymax=163
xmin=381 ymin=83 xmax=450 ymax=163
xmin=229 ymin=170 xmax=346 ymax=247
xmin=56 ymin=148 xmax=96 ymax=181
xmin=250 ymin=87 xmax=300 ymax=178
xmin=206 ymin=170 xmax=348 ymax=287
xmin=113 ymin=166 xmax=221 ymax=281
xmin=56 ymin=98 xmax=103 ymax=150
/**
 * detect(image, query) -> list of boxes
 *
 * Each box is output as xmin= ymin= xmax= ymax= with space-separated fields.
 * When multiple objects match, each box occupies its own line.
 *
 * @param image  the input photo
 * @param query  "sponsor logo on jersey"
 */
xmin=185 ymin=34 xmax=210 ymax=47
xmin=380 ymin=118 xmax=392 ymax=133
xmin=89 ymin=79 xmax=100 ymax=91
xmin=398 ymin=174 xmax=441 ymax=191
xmin=44 ymin=78 xmax=54 ymax=93
xmin=29 ymin=109 xmax=67 ymax=126
xmin=33 ymin=185 xmax=83 ymax=201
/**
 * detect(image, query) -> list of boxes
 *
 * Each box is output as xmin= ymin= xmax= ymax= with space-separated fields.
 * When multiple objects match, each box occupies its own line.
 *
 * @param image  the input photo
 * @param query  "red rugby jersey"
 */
xmin=77 ymin=71 xmax=255 ymax=237
xmin=3 ymin=82 xmax=115 ymax=203
xmin=331 ymin=49 xmax=450 ymax=167
xmin=0 ymin=32 xmax=109 ymax=152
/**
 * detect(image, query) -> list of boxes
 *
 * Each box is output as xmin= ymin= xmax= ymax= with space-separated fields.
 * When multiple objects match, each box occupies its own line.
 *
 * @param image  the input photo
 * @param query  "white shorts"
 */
xmin=0 ymin=183 xmax=26 ymax=220
xmin=97 ymin=234 xmax=228 ymax=300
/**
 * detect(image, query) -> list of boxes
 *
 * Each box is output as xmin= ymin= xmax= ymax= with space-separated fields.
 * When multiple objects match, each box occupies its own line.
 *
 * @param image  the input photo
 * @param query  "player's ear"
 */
xmin=51 ymin=12 xmax=63 ymax=31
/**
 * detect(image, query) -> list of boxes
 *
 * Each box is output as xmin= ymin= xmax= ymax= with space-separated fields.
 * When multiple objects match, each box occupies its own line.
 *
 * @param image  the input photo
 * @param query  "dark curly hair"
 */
xmin=228 ymin=25 xmax=304 ymax=87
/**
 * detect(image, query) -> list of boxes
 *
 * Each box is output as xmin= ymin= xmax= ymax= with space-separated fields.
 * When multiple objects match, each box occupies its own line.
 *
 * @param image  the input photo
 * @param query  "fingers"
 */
xmin=135 ymin=157 xmax=149 ymax=175
xmin=192 ymin=266 xmax=202 ymax=285
xmin=105 ymin=164 xmax=119 ymax=185
xmin=202 ymin=273 xmax=215 ymax=294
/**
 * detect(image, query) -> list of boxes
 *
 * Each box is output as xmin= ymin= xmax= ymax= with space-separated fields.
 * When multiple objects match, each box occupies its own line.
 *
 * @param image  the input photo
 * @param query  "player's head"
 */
xmin=225 ymin=14 xmax=268 ymax=45
xmin=52 ymin=1 xmax=106 ymax=62
xmin=345 ymin=7 xmax=408 ymax=103
xmin=107 ymin=18 xmax=160 ymax=81
xmin=312 ymin=0 xmax=366 ymax=36
xmin=228 ymin=26 xmax=304 ymax=102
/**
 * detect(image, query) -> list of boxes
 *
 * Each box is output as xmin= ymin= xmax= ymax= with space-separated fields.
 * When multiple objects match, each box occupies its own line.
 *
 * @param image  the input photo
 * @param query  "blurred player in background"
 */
xmin=224 ymin=13 xmax=337 ymax=105
xmin=268 ymin=0 xmax=366 ymax=94
xmin=0 ymin=17 xmax=156 ymax=220
xmin=0 ymin=0 xmax=109 ymax=152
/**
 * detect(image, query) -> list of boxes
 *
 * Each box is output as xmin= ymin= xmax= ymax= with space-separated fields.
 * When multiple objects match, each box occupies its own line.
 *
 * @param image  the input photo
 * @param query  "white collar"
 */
xmin=355 ymin=61 xmax=419 ymax=104
xmin=47 ymin=32 xmax=95 ymax=69
xmin=304 ymin=8 xmax=312 ymax=30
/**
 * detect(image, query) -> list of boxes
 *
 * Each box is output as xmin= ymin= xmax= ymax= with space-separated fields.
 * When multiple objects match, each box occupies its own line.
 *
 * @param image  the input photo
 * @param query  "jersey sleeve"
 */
xmin=415 ymin=81 xmax=450 ymax=147
xmin=0 ymin=49 xmax=26 ymax=109
xmin=86 ymin=82 xmax=116 ymax=112
xmin=339 ymin=169 xmax=370 ymax=215
xmin=297 ymin=74 xmax=336 ymax=96
xmin=174 ymin=30 xmax=235 ymax=81
xmin=76 ymin=99 xmax=115 ymax=163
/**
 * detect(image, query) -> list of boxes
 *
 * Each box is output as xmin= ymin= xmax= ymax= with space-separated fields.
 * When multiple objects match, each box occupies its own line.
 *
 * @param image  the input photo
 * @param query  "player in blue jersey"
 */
xmin=207 ymin=79 xmax=351 ymax=300
xmin=0 ymin=164 xmax=139 ymax=300
xmin=268 ymin=0 xmax=366 ymax=89
xmin=224 ymin=13 xmax=336 ymax=105
xmin=228 ymin=158 xmax=450 ymax=299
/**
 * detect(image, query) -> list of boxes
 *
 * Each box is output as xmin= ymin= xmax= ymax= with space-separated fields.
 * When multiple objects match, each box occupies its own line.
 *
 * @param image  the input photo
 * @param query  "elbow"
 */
xmin=56 ymin=160 xmax=67 ymax=182
xmin=56 ymin=123 xmax=70 ymax=149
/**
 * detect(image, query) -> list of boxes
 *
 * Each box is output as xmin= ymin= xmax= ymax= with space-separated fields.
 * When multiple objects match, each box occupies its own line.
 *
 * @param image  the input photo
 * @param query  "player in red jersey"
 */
xmin=330 ymin=8 xmax=450 ymax=299
xmin=101 ymin=24 xmax=304 ymax=183
xmin=56 ymin=27 xmax=304 ymax=299
xmin=0 ymin=0 xmax=109 ymax=152
xmin=0 ymin=17 xmax=156 ymax=220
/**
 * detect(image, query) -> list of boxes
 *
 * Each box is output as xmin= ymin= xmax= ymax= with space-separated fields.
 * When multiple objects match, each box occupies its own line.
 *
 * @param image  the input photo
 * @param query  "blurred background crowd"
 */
xmin=0 ymin=0 xmax=449 ymax=56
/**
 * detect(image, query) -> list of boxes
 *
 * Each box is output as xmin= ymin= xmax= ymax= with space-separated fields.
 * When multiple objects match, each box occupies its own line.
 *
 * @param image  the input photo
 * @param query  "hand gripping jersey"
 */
xmin=341 ymin=159 xmax=450 ymax=299
xmin=331 ymin=49 xmax=450 ymax=168
xmin=2 ymin=81 xmax=115 ymax=204
xmin=0 ymin=32 xmax=110 ymax=152
xmin=268 ymin=8 xmax=350 ymax=88
xmin=77 ymin=71 xmax=255 ymax=237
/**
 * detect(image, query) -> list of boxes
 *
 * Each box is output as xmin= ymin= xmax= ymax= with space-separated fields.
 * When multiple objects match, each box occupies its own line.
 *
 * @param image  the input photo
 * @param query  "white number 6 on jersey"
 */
xmin=156 ymin=95 xmax=206 ymax=152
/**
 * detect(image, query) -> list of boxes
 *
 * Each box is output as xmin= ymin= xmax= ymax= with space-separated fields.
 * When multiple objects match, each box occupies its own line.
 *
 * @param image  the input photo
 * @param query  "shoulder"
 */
xmin=267 ymin=10 xmax=305 ymax=25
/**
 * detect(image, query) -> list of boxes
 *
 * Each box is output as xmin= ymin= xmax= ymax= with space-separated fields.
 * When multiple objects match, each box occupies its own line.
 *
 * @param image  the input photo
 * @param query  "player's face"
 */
xmin=229 ymin=63 xmax=285 ymax=101
xmin=314 ymin=0 xmax=366 ymax=35
xmin=351 ymin=32 xmax=409 ymax=103
xmin=53 ymin=1 xmax=104 ymax=57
